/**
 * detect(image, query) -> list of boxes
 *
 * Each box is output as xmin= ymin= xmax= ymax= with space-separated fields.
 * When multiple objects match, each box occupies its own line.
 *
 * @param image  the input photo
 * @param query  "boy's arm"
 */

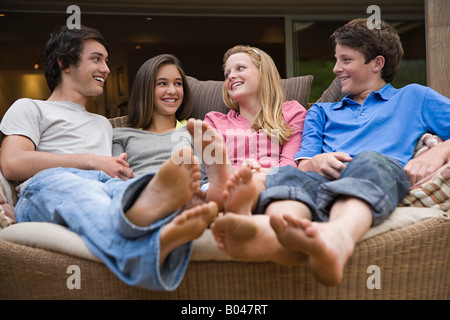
xmin=295 ymin=103 xmax=352 ymax=179
xmin=404 ymin=139 xmax=450 ymax=185
xmin=0 ymin=135 xmax=134 ymax=182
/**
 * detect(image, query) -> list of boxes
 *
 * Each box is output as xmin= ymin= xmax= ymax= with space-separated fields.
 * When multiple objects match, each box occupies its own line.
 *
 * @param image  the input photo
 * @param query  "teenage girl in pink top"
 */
xmin=204 ymin=45 xmax=307 ymax=170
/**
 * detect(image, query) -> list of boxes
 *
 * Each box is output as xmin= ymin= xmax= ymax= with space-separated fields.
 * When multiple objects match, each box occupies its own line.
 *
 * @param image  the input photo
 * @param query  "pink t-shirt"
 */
xmin=204 ymin=100 xmax=306 ymax=168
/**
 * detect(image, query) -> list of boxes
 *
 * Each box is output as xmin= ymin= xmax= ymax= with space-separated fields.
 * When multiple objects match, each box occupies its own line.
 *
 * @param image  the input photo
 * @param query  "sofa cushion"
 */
xmin=0 ymin=222 xmax=101 ymax=262
xmin=0 ymin=170 xmax=16 ymax=228
xmin=187 ymin=77 xmax=227 ymax=120
xmin=0 ymin=203 xmax=14 ymax=229
xmin=401 ymin=163 xmax=450 ymax=211
xmin=411 ymin=132 xmax=443 ymax=158
xmin=316 ymin=76 xmax=345 ymax=103
xmin=187 ymin=75 xmax=314 ymax=120
xmin=0 ymin=206 xmax=443 ymax=263
xmin=400 ymin=133 xmax=450 ymax=211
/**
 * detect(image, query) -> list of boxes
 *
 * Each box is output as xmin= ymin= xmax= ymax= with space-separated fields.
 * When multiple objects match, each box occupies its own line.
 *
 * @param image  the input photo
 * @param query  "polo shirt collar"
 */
xmin=376 ymin=83 xmax=396 ymax=100
xmin=337 ymin=83 xmax=396 ymax=109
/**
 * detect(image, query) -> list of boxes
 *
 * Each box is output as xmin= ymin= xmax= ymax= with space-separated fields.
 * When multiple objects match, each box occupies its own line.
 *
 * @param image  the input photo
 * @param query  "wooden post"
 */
xmin=425 ymin=0 xmax=450 ymax=98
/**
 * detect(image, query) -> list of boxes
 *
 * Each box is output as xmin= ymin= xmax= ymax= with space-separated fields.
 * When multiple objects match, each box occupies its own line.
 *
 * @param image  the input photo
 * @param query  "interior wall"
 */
xmin=0 ymin=13 xmax=286 ymax=119
xmin=0 ymin=73 xmax=50 ymax=119
xmin=0 ymin=73 xmax=107 ymax=118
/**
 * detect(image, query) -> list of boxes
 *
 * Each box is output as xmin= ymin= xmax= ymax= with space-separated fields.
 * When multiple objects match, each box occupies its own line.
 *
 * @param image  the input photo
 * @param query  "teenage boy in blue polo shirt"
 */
xmin=210 ymin=18 xmax=450 ymax=286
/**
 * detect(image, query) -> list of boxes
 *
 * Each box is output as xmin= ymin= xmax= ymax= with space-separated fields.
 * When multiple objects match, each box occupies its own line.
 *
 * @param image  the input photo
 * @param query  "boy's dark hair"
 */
xmin=127 ymin=54 xmax=194 ymax=129
xmin=331 ymin=18 xmax=404 ymax=83
xmin=44 ymin=25 xmax=110 ymax=92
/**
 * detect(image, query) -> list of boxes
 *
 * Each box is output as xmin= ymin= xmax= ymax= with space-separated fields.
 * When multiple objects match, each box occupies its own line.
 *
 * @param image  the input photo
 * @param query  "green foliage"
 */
xmin=297 ymin=60 xmax=336 ymax=103
xmin=391 ymin=60 xmax=427 ymax=88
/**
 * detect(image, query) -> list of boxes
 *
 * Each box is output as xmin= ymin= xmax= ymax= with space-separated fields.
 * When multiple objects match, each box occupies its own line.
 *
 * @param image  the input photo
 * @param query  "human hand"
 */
xmin=100 ymin=153 xmax=135 ymax=180
xmin=405 ymin=139 xmax=450 ymax=185
xmin=404 ymin=152 xmax=444 ymax=186
xmin=309 ymin=152 xmax=353 ymax=180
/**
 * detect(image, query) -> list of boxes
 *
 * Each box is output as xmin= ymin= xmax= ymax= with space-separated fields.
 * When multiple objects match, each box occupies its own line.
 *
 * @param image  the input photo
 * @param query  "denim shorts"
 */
xmin=15 ymin=167 xmax=192 ymax=291
xmin=256 ymin=151 xmax=411 ymax=227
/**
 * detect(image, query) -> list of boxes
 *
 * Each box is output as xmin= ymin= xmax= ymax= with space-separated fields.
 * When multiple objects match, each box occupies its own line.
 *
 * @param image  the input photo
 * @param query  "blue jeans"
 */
xmin=256 ymin=151 xmax=411 ymax=226
xmin=15 ymin=167 xmax=192 ymax=291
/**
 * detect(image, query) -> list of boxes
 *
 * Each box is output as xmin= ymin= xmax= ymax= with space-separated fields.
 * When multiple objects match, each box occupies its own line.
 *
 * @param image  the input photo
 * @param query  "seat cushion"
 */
xmin=0 ymin=206 xmax=442 ymax=263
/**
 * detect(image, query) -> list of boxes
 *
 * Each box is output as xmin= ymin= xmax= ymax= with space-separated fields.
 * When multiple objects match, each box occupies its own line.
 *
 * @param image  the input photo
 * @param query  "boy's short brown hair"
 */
xmin=331 ymin=18 xmax=404 ymax=83
xmin=44 ymin=25 xmax=110 ymax=92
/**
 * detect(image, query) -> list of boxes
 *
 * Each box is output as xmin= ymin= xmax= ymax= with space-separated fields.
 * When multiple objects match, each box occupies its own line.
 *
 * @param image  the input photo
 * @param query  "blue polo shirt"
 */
xmin=295 ymin=83 xmax=450 ymax=166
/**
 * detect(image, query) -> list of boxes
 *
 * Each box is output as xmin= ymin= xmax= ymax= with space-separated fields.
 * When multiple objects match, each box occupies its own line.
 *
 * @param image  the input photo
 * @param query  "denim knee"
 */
xmin=321 ymin=151 xmax=411 ymax=226
xmin=257 ymin=166 xmax=326 ymax=221
xmin=256 ymin=185 xmax=319 ymax=218
xmin=342 ymin=151 xmax=411 ymax=206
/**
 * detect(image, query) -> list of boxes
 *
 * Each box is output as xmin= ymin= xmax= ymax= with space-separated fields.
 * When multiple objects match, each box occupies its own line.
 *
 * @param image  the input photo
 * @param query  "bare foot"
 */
xmin=184 ymin=189 xmax=207 ymax=210
xmin=223 ymin=166 xmax=258 ymax=215
xmin=211 ymin=213 xmax=306 ymax=266
xmin=187 ymin=118 xmax=233 ymax=211
xmin=126 ymin=146 xmax=201 ymax=227
xmin=160 ymin=201 xmax=219 ymax=266
xmin=265 ymin=199 xmax=312 ymax=222
xmin=270 ymin=214 xmax=354 ymax=286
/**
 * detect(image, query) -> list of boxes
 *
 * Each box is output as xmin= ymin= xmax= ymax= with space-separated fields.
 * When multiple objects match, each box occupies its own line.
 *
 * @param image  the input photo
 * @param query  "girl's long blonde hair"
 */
xmin=222 ymin=45 xmax=293 ymax=144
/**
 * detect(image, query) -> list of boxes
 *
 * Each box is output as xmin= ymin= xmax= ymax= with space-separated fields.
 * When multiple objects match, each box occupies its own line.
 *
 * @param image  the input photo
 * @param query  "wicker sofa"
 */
xmin=0 ymin=75 xmax=449 ymax=300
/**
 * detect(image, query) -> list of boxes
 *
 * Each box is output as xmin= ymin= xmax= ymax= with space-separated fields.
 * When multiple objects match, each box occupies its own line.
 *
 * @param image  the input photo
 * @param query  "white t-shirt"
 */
xmin=0 ymin=98 xmax=112 ymax=156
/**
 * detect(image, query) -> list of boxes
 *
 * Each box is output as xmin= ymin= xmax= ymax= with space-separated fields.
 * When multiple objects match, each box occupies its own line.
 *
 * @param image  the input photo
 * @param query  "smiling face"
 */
xmin=153 ymin=64 xmax=184 ymax=117
xmin=67 ymin=39 xmax=110 ymax=100
xmin=333 ymin=44 xmax=386 ymax=104
xmin=223 ymin=52 xmax=260 ymax=104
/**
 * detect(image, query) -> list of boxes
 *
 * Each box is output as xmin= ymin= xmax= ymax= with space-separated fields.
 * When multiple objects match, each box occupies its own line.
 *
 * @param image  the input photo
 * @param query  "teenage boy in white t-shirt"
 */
xmin=0 ymin=25 xmax=217 ymax=291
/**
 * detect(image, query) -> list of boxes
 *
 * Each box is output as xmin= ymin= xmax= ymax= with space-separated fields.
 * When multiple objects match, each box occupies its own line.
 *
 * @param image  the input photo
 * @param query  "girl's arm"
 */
xmin=278 ymin=101 xmax=307 ymax=167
